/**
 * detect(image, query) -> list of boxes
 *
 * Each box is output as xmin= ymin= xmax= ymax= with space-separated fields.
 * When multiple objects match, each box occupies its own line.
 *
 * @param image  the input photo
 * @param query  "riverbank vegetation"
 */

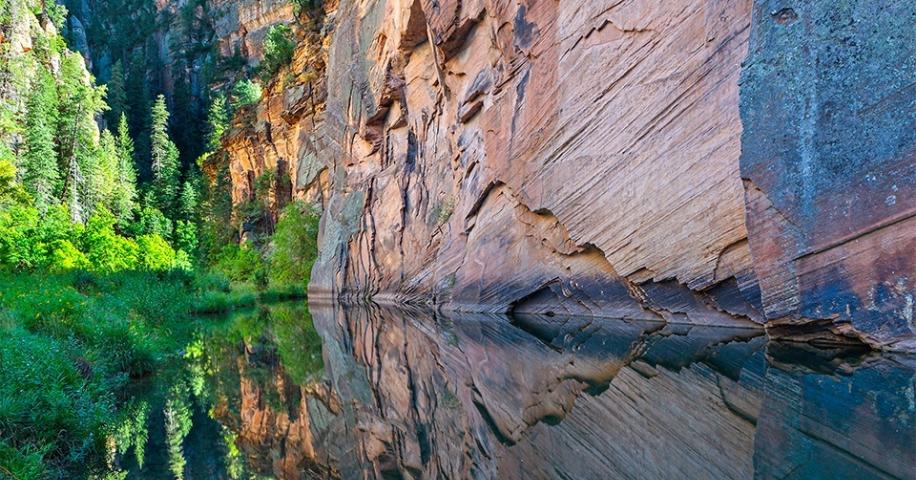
xmin=0 ymin=1 xmax=320 ymax=477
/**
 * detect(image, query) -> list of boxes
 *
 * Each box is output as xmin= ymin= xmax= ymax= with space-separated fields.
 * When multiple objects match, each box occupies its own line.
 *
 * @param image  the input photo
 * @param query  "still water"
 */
xmin=120 ymin=302 xmax=915 ymax=479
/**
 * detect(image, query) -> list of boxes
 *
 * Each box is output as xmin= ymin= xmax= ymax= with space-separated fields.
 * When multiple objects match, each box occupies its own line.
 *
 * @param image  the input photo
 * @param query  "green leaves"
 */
xmin=268 ymin=201 xmax=320 ymax=288
xmin=230 ymin=79 xmax=261 ymax=109
xmin=21 ymin=66 xmax=60 ymax=212
xmin=150 ymin=95 xmax=181 ymax=217
xmin=260 ymin=23 xmax=295 ymax=81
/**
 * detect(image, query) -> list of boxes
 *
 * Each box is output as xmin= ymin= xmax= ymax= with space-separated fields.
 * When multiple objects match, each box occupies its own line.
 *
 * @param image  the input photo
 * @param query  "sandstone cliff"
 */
xmin=220 ymin=1 xmax=915 ymax=351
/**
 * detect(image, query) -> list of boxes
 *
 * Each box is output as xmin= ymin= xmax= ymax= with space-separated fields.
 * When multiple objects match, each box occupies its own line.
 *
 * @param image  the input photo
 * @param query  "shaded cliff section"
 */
xmin=219 ymin=1 xmax=915 ymax=351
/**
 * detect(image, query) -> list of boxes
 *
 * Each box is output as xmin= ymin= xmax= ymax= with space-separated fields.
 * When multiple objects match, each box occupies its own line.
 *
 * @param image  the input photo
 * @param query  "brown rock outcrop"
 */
xmin=208 ymin=0 xmax=296 ymax=62
xmin=215 ymin=4 xmax=333 ymax=234
xmin=309 ymin=0 xmax=762 ymax=323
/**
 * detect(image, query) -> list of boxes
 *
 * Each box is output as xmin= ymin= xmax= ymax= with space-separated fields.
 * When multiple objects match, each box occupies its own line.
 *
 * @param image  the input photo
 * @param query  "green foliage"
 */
xmin=106 ymin=61 xmax=127 ymax=128
xmin=82 ymin=208 xmax=140 ymax=272
xmin=0 ymin=270 xmax=204 ymax=478
xmin=175 ymin=219 xmax=199 ymax=256
xmin=57 ymin=51 xmax=109 ymax=223
xmin=89 ymin=129 xmax=120 ymax=213
xmin=199 ymin=163 xmax=235 ymax=265
xmin=0 ymin=198 xmax=189 ymax=275
xmin=212 ymin=243 xmax=265 ymax=285
xmin=206 ymin=94 xmax=229 ymax=151
xmin=260 ymin=24 xmax=295 ymax=81
xmin=150 ymin=95 xmax=180 ymax=215
xmin=0 ymin=204 xmax=73 ymax=269
xmin=132 ymin=196 xmax=173 ymax=239
xmin=268 ymin=201 xmax=320 ymax=288
xmin=0 ymin=159 xmax=28 ymax=204
xmin=230 ymin=79 xmax=261 ymax=109
xmin=112 ymin=115 xmax=138 ymax=223
xmin=179 ymin=178 xmax=199 ymax=221
xmin=45 ymin=1 xmax=68 ymax=28
xmin=135 ymin=234 xmax=177 ymax=271
xmin=21 ymin=66 xmax=60 ymax=212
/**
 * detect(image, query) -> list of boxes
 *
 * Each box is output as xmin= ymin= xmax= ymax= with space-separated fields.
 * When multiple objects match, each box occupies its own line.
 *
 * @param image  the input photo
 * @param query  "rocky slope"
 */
xmin=219 ymin=0 xmax=915 ymax=350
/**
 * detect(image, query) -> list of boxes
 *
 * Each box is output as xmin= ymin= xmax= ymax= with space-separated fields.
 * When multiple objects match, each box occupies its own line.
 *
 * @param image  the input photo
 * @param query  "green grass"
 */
xmin=190 ymin=281 xmax=306 ymax=314
xmin=0 ymin=269 xmax=305 ymax=479
xmin=0 ymin=271 xmax=197 ymax=478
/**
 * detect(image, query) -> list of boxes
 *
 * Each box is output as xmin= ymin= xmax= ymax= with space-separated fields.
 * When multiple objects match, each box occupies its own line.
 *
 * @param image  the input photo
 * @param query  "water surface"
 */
xmin=121 ymin=302 xmax=915 ymax=479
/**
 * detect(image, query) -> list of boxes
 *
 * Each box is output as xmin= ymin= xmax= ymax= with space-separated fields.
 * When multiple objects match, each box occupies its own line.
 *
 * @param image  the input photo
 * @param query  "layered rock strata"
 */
xmin=220 ymin=0 xmax=915 ymax=349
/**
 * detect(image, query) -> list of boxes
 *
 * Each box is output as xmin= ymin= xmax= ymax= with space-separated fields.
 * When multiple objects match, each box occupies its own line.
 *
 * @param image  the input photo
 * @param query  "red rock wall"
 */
xmin=222 ymin=0 xmax=915 ymax=350
xmin=310 ymin=0 xmax=761 ymax=322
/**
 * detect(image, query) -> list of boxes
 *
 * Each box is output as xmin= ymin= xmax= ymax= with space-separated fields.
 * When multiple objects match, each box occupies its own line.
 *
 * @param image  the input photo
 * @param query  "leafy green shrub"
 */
xmin=48 ymin=238 xmax=91 ymax=270
xmin=136 ymin=234 xmax=177 ymax=271
xmin=268 ymin=201 xmax=320 ymax=288
xmin=82 ymin=208 xmax=141 ymax=272
xmin=212 ymin=242 xmax=266 ymax=285
xmin=260 ymin=24 xmax=295 ymax=81
xmin=230 ymin=79 xmax=262 ymax=109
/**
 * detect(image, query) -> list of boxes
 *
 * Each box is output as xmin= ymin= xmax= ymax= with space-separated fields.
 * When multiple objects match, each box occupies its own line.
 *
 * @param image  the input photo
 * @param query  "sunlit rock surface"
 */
xmin=208 ymin=0 xmax=916 ymax=348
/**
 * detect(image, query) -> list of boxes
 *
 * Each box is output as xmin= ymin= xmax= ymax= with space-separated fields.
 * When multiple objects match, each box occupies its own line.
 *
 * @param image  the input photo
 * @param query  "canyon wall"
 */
xmin=221 ymin=1 xmax=915 ymax=350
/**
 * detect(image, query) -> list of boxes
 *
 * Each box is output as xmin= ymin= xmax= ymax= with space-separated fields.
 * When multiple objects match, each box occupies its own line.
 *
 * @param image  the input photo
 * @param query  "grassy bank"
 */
xmin=0 ymin=269 xmax=304 ymax=479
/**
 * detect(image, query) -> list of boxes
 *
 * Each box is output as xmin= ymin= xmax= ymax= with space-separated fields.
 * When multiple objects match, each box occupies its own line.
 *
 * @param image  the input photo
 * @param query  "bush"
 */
xmin=82 ymin=209 xmax=141 ymax=272
xmin=260 ymin=24 xmax=295 ymax=81
xmin=212 ymin=242 xmax=265 ymax=285
xmin=231 ymin=79 xmax=262 ymax=109
xmin=268 ymin=201 xmax=320 ymax=288
xmin=136 ymin=234 xmax=178 ymax=271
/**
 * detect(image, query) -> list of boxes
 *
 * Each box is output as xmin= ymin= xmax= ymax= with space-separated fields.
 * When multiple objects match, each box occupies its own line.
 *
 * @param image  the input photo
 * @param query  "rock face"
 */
xmin=739 ymin=1 xmax=916 ymax=351
xmin=219 ymin=3 xmax=331 ymax=222
xmin=207 ymin=0 xmax=295 ymax=63
xmin=220 ymin=1 xmax=915 ymax=350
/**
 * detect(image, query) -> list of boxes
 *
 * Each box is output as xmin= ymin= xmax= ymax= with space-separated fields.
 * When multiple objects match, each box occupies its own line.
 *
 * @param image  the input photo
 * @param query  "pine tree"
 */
xmin=178 ymin=178 xmax=198 ymax=221
xmin=112 ymin=114 xmax=138 ymax=223
xmin=21 ymin=68 xmax=60 ymax=212
xmin=206 ymin=94 xmax=229 ymax=152
xmin=84 ymin=129 xmax=119 ymax=215
xmin=106 ymin=60 xmax=127 ymax=128
xmin=57 ymin=52 xmax=107 ymax=223
xmin=230 ymin=79 xmax=261 ymax=109
xmin=150 ymin=95 xmax=180 ymax=216
xmin=125 ymin=48 xmax=152 ymax=174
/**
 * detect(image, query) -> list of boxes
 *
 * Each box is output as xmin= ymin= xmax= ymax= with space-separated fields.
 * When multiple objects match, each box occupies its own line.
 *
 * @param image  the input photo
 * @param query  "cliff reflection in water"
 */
xmin=127 ymin=302 xmax=915 ymax=479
